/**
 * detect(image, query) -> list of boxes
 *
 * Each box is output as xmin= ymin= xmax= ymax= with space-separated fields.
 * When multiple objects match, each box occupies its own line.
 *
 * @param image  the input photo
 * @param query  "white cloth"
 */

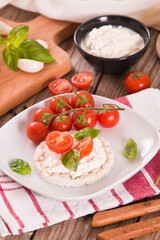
xmin=0 ymin=0 xmax=160 ymax=29
xmin=0 ymin=88 xmax=160 ymax=237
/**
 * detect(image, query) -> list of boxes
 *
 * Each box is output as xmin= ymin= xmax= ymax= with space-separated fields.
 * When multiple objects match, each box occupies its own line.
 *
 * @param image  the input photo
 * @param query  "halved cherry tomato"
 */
xmin=74 ymin=136 xmax=93 ymax=158
xmin=52 ymin=115 xmax=72 ymax=132
xmin=71 ymin=72 xmax=93 ymax=89
xmin=33 ymin=108 xmax=54 ymax=129
xmin=49 ymin=96 xmax=71 ymax=114
xmin=48 ymin=79 xmax=73 ymax=96
xmin=26 ymin=121 xmax=48 ymax=142
xmin=97 ymin=105 xmax=120 ymax=128
xmin=46 ymin=131 xmax=73 ymax=153
xmin=124 ymin=71 xmax=151 ymax=94
xmin=71 ymin=91 xmax=95 ymax=108
xmin=72 ymin=110 xmax=97 ymax=130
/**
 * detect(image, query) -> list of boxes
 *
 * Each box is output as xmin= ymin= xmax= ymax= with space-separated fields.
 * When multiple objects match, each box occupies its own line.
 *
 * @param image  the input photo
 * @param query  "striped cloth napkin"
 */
xmin=0 ymin=88 xmax=160 ymax=237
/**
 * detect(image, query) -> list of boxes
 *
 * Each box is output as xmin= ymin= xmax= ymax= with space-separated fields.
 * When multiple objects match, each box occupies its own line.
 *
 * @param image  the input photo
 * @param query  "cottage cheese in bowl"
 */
xmin=81 ymin=25 xmax=144 ymax=58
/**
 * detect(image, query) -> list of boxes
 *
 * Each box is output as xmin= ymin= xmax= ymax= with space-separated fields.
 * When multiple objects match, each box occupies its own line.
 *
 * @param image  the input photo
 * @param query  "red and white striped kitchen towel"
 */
xmin=0 ymin=88 xmax=160 ymax=237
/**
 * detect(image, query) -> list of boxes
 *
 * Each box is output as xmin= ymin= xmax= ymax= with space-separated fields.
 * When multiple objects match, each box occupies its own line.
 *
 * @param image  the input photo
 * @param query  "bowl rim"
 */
xmin=74 ymin=14 xmax=151 ymax=62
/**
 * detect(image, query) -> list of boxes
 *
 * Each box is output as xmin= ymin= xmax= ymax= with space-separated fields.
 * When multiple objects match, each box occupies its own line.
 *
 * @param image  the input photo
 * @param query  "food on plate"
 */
xmin=74 ymin=136 xmax=94 ymax=158
xmin=74 ymin=127 xmax=101 ymax=140
xmin=52 ymin=115 xmax=72 ymax=131
xmin=71 ymin=90 xmax=95 ymax=108
xmin=81 ymin=25 xmax=144 ymax=58
xmin=17 ymin=59 xmax=44 ymax=73
xmin=97 ymin=105 xmax=120 ymax=128
xmin=26 ymin=121 xmax=48 ymax=143
xmin=9 ymin=158 xmax=31 ymax=175
xmin=123 ymin=138 xmax=137 ymax=159
xmin=48 ymin=79 xmax=73 ymax=95
xmin=49 ymin=95 xmax=71 ymax=114
xmin=34 ymin=130 xmax=114 ymax=187
xmin=124 ymin=71 xmax=151 ymax=93
xmin=72 ymin=110 xmax=97 ymax=130
xmin=0 ymin=25 xmax=55 ymax=71
xmin=33 ymin=108 xmax=54 ymax=129
xmin=46 ymin=131 xmax=73 ymax=153
xmin=71 ymin=71 xmax=93 ymax=89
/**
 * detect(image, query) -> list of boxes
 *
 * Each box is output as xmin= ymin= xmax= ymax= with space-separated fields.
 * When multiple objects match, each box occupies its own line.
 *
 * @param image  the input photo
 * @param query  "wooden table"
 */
xmin=0 ymin=5 xmax=160 ymax=240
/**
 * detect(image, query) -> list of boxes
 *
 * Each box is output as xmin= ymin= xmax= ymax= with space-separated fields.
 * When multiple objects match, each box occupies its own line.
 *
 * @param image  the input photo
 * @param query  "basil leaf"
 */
xmin=19 ymin=39 xmax=55 ymax=63
xmin=9 ymin=158 xmax=31 ymax=175
xmin=123 ymin=138 xmax=137 ymax=160
xmin=74 ymin=127 xmax=101 ymax=140
xmin=3 ymin=45 xmax=19 ymax=71
xmin=61 ymin=149 xmax=80 ymax=171
xmin=0 ymin=36 xmax=4 ymax=47
xmin=7 ymin=25 xmax=29 ymax=47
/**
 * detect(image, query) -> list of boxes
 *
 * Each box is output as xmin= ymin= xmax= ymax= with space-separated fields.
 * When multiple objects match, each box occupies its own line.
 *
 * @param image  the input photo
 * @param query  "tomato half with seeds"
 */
xmin=52 ymin=115 xmax=72 ymax=132
xmin=48 ymin=79 xmax=73 ymax=96
xmin=71 ymin=71 xmax=93 ymax=89
xmin=124 ymin=71 xmax=151 ymax=94
xmin=46 ymin=131 xmax=73 ymax=153
xmin=33 ymin=108 xmax=54 ymax=129
xmin=75 ymin=136 xmax=93 ymax=158
xmin=49 ymin=96 xmax=71 ymax=114
xmin=72 ymin=110 xmax=97 ymax=130
xmin=26 ymin=121 xmax=48 ymax=143
xmin=97 ymin=105 xmax=120 ymax=128
xmin=71 ymin=90 xmax=95 ymax=108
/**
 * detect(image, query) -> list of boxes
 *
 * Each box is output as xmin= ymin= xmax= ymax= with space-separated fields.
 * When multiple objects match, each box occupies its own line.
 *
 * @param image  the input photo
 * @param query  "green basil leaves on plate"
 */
xmin=74 ymin=127 xmax=101 ymax=140
xmin=9 ymin=158 xmax=31 ymax=175
xmin=123 ymin=138 xmax=137 ymax=160
xmin=61 ymin=148 xmax=80 ymax=171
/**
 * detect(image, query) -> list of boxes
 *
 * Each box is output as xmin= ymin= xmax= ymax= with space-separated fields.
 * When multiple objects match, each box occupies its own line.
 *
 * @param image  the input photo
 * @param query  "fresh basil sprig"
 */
xmin=123 ymin=138 xmax=137 ymax=160
xmin=74 ymin=127 xmax=101 ymax=140
xmin=1 ymin=24 xmax=55 ymax=71
xmin=61 ymin=148 xmax=80 ymax=171
xmin=9 ymin=158 xmax=31 ymax=175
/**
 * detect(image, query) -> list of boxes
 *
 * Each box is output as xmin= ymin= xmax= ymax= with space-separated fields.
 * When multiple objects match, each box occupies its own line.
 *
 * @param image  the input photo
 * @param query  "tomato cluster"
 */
xmin=26 ymin=90 xmax=120 ymax=147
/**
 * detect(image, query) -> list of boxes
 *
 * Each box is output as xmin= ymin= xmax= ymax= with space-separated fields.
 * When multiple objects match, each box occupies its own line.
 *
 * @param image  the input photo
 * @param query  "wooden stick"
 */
xmin=92 ymin=199 xmax=160 ymax=227
xmin=97 ymin=216 xmax=160 ymax=240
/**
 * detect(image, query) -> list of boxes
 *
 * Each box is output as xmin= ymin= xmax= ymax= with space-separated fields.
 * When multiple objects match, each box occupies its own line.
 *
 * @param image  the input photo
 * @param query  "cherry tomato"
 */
xmin=75 ymin=136 xmax=93 ymax=158
xmin=71 ymin=71 xmax=93 ymax=89
xmin=124 ymin=71 xmax=151 ymax=94
xmin=97 ymin=105 xmax=120 ymax=128
xmin=33 ymin=108 xmax=54 ymax=129
xmin=48 ymin=79 xmax=73 ymax=96
xmin=46 ymin=131 xmax=73 ymax=153
xmin=52 ymin=115 xmax=72 ymax=132
xmin=72 ymin=110 xmax=97 ymax=130
xmin=49 ymin=96 xmax=71 ymax=114
xmin=26 ymin=121 xmax=48 ymax=142
xmin=71 ymin=91 xmax=95 ymax=108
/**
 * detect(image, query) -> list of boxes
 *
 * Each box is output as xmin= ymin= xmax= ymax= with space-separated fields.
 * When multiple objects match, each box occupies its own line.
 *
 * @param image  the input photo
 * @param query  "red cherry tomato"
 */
xmin=72 ymin=110 xmax=97 ymax=130
xmin=71 ymin=91 xmax=95 ymax=108
xmin=49 ymin=96 xmax=71 ymax=114
xmin=33 ymin=108 xmax=54 ymax=129
xmin=71 ymin=71 xmax=93 ymax=89
xmin=46 ymin=131 xmax=73 ymax=153
xmin=124 ymin=71 xmax=151 ymax=94
xmin=52 ymin=115 xmax=72 ymax=132
xmin=48 ymin=79 xmax=73 ymax=96
xmin=26 ymin=121 xmax=48 ymax=142
xmin=97 ymin=105 xmax=120 ymax=128
xmin=75 ymin=136 xmax=93 ymax=158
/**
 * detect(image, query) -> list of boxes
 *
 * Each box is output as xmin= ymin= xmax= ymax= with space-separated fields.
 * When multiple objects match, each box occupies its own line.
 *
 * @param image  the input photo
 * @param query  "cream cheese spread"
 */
xmin=81 ymin=25 xmax=144 ymax=58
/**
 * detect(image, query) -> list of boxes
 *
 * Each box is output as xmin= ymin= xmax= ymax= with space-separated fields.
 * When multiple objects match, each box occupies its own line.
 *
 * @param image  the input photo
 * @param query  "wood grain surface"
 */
xmin=0 ymin=4 xmax=160 ymax=240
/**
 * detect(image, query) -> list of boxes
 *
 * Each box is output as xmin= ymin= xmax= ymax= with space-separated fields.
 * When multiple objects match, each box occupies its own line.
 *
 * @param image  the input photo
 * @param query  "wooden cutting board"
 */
xmin=0 ymin=16 xmax=79 ymax=116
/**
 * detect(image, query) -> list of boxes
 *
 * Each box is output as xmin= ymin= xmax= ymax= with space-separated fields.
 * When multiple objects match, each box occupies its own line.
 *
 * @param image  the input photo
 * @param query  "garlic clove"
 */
xmin=18 ymin=59 xmax=44 ymax=73
xmin=0 ymin=21 xmax=12 ymax=35
xmin=36 ymin=39 xmax=48 ymax=49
